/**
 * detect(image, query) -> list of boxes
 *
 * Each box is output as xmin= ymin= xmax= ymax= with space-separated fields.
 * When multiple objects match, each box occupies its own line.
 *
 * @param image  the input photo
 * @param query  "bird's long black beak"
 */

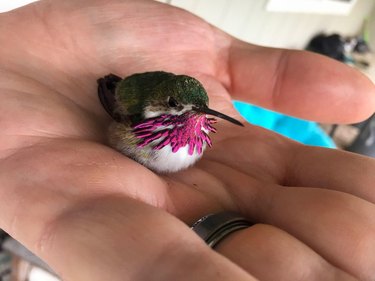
xmin=194 ymin=106 xmax=244 ymax=127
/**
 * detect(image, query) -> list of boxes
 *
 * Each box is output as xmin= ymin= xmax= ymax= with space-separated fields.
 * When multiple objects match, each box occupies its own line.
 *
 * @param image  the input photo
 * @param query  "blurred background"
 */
xmin=1 ymin=1 xmax=375 ymax=280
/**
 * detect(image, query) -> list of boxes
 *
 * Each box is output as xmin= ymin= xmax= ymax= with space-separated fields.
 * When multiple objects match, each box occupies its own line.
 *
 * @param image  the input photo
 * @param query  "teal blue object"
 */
xmin=233 ymin=101 xmax=336 ymax=148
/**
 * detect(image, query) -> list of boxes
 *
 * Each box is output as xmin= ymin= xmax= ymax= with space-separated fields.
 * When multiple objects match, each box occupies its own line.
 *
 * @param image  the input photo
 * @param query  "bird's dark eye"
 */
xmin=168 ymin=96 xmax=179 ymax=107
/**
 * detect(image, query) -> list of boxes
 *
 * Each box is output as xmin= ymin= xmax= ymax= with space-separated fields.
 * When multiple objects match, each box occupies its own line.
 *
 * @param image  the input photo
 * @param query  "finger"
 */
xmin=227 ymin=39 xmax=375 ymax=123
xmin=286 ymin=145 xmax=375 ymax=203
xmin=252 ymin=186 xmax=375 ymax=280
xmin=215 ymin=224 xmax=357 ymax=280
xmin=204 ymin=126 xmax=375 ymax=204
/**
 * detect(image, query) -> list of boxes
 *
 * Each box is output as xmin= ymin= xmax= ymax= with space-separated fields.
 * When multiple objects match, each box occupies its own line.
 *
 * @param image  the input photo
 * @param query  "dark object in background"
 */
xmin=306 ymin=33 xmax=371 ymax=68
xmin=306 ymin=33 xmax=345 ymax=61
xmin=346 ymin=114 xmax=375 ymax=157
xmin=0 ymin=231 xmax=7 ymax=249
xmin=354 ymin=37 xmax=371 ymax=54
xmin=0 ymin=230 xmax=11 ymax=281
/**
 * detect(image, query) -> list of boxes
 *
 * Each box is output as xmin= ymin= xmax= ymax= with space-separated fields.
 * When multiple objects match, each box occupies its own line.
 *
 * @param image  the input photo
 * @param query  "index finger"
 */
xmin=227 ymin=40 xmax=375 ymax=123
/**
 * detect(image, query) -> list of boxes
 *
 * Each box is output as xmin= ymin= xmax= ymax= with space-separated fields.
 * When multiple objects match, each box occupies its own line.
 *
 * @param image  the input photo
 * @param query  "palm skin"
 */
xmin=1 ymin=0 xmax=375 ymax=280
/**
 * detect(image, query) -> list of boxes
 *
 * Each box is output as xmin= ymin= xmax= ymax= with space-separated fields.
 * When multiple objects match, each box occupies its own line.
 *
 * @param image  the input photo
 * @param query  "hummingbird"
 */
xmin=97 ymin=71 xmax=243 ymax=173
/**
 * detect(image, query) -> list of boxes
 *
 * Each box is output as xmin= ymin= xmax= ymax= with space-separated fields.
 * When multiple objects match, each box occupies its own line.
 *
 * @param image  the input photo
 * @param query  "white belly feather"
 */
xmin=108 ymin=122 xmax=208 ymax=173
xmin=145 ymin=143 xmax=206 ymax=173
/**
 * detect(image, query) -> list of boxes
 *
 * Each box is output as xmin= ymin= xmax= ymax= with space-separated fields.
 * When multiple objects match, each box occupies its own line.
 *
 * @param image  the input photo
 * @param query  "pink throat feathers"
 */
xmin=132 ymin=112 xmax=217 ymax=155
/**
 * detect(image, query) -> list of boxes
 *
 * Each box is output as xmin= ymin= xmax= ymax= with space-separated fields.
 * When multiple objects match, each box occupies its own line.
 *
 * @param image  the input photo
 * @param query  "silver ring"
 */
xmin=191 ymin=212 xmax=253 ymax=248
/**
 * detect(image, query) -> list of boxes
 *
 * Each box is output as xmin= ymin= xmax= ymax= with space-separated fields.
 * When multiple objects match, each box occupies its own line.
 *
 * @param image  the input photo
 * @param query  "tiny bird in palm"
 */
xmin=98 ymin=71 xmax=243 ymax=173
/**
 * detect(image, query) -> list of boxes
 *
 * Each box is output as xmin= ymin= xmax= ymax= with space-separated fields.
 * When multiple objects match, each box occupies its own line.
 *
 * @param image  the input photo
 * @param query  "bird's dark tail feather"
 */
xmin=97 ymin=74 xmax=121 ymax=120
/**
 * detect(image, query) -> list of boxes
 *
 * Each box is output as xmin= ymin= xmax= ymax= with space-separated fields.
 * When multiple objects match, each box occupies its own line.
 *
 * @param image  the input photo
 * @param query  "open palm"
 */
xmin=1 ymin=0 xmax=375 ymax=280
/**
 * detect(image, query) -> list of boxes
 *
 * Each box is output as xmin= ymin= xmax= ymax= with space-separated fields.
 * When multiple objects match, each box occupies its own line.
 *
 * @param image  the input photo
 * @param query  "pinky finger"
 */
xmin=215 ymin=224 xmax=356 ymax=281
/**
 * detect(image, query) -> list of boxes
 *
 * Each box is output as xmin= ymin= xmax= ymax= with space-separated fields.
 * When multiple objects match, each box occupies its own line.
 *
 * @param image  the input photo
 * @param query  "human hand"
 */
xmin=0 ymin=0 xmax=375 ymax=280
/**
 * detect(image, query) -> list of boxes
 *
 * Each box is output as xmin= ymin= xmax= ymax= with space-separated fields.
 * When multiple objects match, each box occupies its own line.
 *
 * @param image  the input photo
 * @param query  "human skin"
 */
xmin=0 ymin=0 xmax=375 ymax=280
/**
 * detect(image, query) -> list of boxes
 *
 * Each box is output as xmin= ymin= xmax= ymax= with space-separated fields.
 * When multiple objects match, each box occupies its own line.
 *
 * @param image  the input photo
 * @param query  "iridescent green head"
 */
xmin=99 ymin=71 xmax=243 ymax=126
xmin=156 ymin=74 xmax=208 ymax=106
xmin=142 ymin=74 xmax=209 ymax=118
